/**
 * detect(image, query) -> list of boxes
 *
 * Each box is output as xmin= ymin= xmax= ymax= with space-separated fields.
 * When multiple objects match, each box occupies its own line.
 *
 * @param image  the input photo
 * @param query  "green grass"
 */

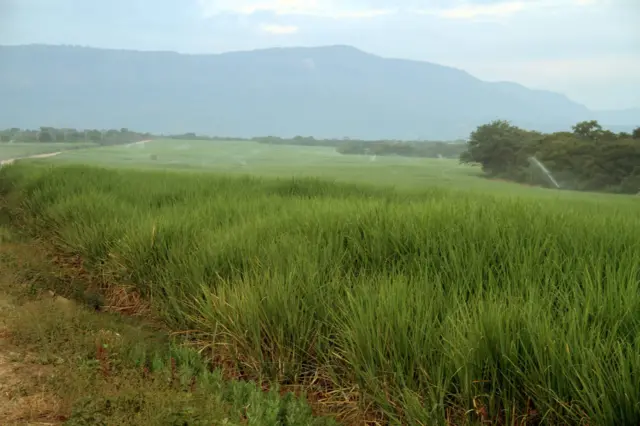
xmin=41 ymin=139 xmax=639 ymax=203
xmin=44 ymin=138 xmax=487 ymax=190
xmin=0 ymin=142 xmax=97 ymax=161
xmin=0 ymin=226 xmax=336 ymax=425
xmin=2 ymin=161 xmax=639 ymax=425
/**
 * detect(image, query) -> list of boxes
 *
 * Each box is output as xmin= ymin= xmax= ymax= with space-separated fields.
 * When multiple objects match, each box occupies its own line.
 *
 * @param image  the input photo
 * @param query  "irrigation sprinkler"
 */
xmin=528 ymin=156 xmax=561 ymax=189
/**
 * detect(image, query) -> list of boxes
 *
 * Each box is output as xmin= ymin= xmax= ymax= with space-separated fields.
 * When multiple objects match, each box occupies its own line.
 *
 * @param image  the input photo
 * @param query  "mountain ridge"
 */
xmin=0 ymin=44 xmax=636 ymax=139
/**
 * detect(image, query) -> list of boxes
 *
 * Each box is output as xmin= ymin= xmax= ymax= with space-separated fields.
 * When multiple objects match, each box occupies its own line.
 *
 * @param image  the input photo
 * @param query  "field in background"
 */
xmin=2 ymin=160 xmax=639 ymax=425
xmin=35 ymin=138 xmax=639 ymax=203
xmin=41 ymin=138 xmax=487 ymax=189
xmin=0 ymin=142 xmax=97 ymax=161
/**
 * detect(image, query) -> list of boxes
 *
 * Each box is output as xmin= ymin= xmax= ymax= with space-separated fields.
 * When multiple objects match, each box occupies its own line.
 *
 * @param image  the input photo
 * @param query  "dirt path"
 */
xmin=0 ymin=152 xmax=62 ymax=168
xmin=1 ymin=139 xmax=155 ymax=167
xmin=0 ymin=337 xmax=61 ymax=425
xmin=125 ymin=139 xmax=153 ymax=147
xmin=26 ymin=152 xmax=62 ymax=159
xmin=0 ymin=241 xmax=63 ymax=425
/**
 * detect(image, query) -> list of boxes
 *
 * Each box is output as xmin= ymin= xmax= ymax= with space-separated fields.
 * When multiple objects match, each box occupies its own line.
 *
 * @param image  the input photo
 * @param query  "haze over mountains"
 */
xmin=0 ymin=44 xmax=637 ymax=140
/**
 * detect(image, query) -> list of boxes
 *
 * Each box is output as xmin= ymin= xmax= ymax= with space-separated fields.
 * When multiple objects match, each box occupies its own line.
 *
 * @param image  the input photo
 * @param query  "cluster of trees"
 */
xmin=460 ymin=120 xmax=640 ymax=194
xmin=0 ymin=127 xmax=152 ymax=145
xmin=168 ymin=132 xmax=245 ymax=141
xmin=2 ymin=129 xmax=467 ymax=161
xmin=336 ymin=140 xmax=466 ymax=159
xmin=254 ymin=135 xmax=342 ymax=147
xmin=254 ymin=135 xmax=467 ymax=159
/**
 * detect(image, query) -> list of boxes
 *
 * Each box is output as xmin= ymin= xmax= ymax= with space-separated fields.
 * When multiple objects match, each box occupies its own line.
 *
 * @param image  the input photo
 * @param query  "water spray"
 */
xmin=528 ymin=156 xmax=561 ymax=189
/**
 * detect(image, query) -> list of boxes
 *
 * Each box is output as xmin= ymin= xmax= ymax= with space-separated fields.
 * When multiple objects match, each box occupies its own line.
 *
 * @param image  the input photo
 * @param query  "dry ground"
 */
xmin=0 ymin=226 xmax=336 ymax=426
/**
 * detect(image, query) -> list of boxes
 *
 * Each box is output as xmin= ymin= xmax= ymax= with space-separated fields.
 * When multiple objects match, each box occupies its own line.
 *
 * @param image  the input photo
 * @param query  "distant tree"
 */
xmin=460 ymin=119 xmax=640 ymax=193
xmin=599 ymin=130 xmax=618 ymax=142
xmin=632 ymin=127 xmax=640 ymax=140
xmin=572 ymin=120 xmax=603 ymax=141
xmin=460 ymin=120 xmax=539 ymax=176
xmin=38 ymin=130 xmax=53 ymax=142
xmin=67 ymin=130 xmax=83 ymax=142
xmin=85 ymin=130 xmax=102 ymax=143
xmin=459 ymin=149 xmax=475 ymax=165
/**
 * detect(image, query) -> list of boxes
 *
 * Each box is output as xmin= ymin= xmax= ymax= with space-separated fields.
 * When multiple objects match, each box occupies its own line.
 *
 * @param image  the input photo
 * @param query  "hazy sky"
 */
xmin=2 ymin=0 xmax=639 ymax=110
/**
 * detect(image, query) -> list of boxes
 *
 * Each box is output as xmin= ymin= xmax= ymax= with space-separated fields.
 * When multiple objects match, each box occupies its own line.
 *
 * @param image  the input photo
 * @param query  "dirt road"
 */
xmin=125 ymin=139 xmax=152 ymax=147
xmin=0 ymin=151 xmax=62 ymax=168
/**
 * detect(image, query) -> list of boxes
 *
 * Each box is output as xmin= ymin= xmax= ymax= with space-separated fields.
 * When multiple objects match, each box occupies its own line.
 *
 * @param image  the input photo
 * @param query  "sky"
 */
xmin=1 ymin=0 xmax=639 ymax=110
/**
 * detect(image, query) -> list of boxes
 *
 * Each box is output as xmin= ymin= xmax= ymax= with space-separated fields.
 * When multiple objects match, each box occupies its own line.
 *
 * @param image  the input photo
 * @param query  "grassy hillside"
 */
xmin=2 ymin=162 xmax=639 ymax=425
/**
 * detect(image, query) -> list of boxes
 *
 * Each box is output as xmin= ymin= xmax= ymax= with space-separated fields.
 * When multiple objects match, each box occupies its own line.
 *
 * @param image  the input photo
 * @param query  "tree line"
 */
xmin=2 ymin=128 xmax=466 ymax=159
xmin=254 ymin=135 xmax=467 ymax=159
xmin=0 ymin=127 xmax=152 ymax=145
xmin=6 ymin=123 xmax=639 ymax=194
xmin=460 ymin=120 xmax=640 ymax=194
xmin=172 ymin=134 xmax=469 ymax=159
xmin=167 ymin=132 xmax=242 ymax=141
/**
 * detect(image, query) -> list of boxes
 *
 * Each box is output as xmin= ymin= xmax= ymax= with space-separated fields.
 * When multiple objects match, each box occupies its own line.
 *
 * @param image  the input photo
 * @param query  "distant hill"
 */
xmin=0 ymin=44 xmax=637 ymax=140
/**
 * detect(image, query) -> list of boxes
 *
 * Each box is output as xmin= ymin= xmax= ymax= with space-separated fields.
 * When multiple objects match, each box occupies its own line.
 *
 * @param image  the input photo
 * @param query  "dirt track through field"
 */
xmin=126 ymin=139 xmax=153 ymax=147
xmin=0 ymin=151 xmax=62 ymax=167
xmin=1 ymin=139 xmax=156 ymax=167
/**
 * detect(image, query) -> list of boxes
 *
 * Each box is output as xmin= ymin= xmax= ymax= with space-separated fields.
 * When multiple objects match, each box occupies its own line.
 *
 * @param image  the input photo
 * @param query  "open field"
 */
xmin=37 ymin=138 xmax=640 ymax=203
xmin=0 ymin=142 xmax=97 ymax=161
xmin=37 ymin=138 xmax=640 ymax=204
xmin=1 ymin=156 xmax=639 ymax=424
xmin=41 ymin=139 xmax=486 ymax=189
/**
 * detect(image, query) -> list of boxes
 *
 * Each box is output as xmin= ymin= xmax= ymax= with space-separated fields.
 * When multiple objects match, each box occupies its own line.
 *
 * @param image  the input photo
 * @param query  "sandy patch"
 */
xmin=27 ymin=152 xmax=61 ymax=159
xmin=0 ymin=351 xmax=63 ymax=425
xmin=126 ymin=139 xmax=153 ymax=147
xmin=0 ymin=152 xmax=61 ymax=168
